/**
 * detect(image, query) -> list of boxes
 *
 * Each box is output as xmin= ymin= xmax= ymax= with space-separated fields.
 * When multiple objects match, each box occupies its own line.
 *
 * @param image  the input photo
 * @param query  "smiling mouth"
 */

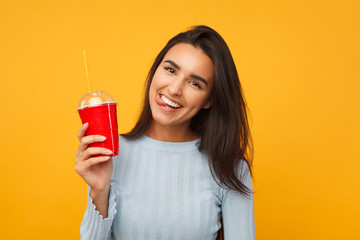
xmin=160 ymin=94 xmax=183 ymax=109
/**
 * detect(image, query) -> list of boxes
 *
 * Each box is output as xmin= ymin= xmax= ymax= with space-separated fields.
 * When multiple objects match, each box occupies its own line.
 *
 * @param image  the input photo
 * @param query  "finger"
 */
xmin=75 ymin=156 xmax=111 ymax=174
xmin=78 ymin=135 xmax=107 ymax=153
xmin=77 ymin=122 xmax=89 ymax=141
xmin=81 ymin=147 xmax=113 ymax=161
xmin=82 ymin=156 xmax=112 ymax=169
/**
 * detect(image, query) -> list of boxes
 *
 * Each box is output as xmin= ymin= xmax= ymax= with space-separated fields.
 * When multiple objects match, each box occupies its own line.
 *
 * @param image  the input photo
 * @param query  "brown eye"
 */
xmin=189 ymin=81 xmax=201 ymax=89
xmin=164 ymin=67 xmax=175 ymax=74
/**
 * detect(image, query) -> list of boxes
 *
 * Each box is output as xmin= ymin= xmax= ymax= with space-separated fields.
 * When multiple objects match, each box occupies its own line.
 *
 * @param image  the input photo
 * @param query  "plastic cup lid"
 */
xmin=78 ymin=90 xmax=116 ymax=110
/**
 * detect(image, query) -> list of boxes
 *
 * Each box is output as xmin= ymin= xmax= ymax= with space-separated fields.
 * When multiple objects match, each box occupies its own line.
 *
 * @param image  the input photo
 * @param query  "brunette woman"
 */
xmin=76 ymin=25 xmax=255 ymax=240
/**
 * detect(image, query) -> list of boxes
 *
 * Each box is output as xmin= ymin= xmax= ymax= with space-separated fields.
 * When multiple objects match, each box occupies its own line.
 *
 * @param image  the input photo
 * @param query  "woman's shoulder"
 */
xmin=118 ymin=134 xmax=143 ymax=146
xmin=214 ymin=160 xmax=253 ymax=199
xmin=237 ymin=160 xmax=251 ymax=180
xmin=118 ymin=134 xmax=130 ymax=144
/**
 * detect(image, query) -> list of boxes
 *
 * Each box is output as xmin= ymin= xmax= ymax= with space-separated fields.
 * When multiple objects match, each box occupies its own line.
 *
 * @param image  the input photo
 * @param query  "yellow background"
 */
xmin=0 ymin=0 xmax=359 ymax=239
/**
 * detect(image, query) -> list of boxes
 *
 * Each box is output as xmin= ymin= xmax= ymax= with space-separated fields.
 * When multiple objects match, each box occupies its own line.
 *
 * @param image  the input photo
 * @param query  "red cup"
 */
xmin=77 ymin=102 xmax=119 ymax=156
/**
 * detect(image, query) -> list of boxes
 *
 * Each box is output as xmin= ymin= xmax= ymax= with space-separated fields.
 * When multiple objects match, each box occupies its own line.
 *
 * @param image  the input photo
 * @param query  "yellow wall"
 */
xmin=0 ymin=0 xmax=359 ymax=239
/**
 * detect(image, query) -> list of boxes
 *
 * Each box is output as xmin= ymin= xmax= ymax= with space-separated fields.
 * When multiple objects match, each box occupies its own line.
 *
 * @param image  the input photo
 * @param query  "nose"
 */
xmin=168 ymin=78 xmax=183 ymax=96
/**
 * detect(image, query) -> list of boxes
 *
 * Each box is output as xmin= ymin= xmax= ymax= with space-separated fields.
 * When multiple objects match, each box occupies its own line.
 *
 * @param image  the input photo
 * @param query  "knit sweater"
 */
xmin=80 ymin=135 xmax=255 ymax=239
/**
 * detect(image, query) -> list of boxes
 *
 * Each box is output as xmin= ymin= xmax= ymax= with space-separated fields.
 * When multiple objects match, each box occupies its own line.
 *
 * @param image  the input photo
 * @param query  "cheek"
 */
xmin=149 ymin=72 xmax=161 ymax=95
xmin=185 ymin=91 xmax=208 ymax=108
xmin=153 ymin=69 xmax=172 ymax=87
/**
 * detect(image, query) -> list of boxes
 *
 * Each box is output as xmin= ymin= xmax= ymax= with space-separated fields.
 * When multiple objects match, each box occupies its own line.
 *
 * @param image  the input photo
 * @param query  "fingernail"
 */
xmin=83 ymin=122 xmax=88 ymax=127
xmin=106 ymin=150 xmax=113 ymax=154
xmin=100 ymin=136 xmax=106 ymax=140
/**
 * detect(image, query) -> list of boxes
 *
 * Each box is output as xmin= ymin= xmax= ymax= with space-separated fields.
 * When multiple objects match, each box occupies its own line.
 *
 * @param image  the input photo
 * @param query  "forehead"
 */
xmin=163 ymin=43 xmax=214 ymax=80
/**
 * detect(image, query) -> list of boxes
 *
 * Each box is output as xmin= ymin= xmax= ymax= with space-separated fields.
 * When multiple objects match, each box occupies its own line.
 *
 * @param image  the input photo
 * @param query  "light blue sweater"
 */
xmin=80 ymin=135 xmax=255 ymax=239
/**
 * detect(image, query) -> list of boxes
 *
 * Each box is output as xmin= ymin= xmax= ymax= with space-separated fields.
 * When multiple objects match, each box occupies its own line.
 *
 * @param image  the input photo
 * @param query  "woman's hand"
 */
xmin=75 ymin=123 xmax=113 ymax=209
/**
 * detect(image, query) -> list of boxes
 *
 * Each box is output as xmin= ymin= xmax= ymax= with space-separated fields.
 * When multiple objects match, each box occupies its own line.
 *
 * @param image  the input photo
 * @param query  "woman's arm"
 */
xmin=80 ymin=184 xmax=118 ymax=240
xmin=221 ymin=162 xmax=256 ymax=239
xmin=75 ymin=123 xmax=118 ymax=239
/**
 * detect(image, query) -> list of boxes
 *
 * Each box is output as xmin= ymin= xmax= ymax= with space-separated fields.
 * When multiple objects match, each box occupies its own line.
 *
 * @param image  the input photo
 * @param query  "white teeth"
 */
xmin=161 ymin=95 xmax=181 ymax=108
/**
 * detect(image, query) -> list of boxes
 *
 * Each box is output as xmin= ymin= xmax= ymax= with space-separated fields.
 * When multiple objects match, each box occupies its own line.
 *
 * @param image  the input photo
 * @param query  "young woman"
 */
xmin=76 ymin=25 xmax=255 ymax=240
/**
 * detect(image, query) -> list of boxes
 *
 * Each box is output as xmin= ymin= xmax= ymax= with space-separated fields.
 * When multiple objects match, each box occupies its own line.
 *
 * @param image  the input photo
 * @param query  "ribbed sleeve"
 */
xmin=221 ymin=162 xmax=256 ymax=239
xmin=80 ymin=183 xmax=118 ymax=240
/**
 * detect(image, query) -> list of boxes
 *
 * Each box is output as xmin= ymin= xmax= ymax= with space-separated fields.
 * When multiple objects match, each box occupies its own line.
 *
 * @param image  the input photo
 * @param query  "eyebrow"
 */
xmin=164 ymin=60 xmax=208 ymax=87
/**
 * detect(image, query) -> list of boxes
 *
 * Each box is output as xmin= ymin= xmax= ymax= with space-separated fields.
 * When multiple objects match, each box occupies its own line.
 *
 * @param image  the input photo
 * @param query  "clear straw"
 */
xmin=82 ymin=50 xmax=92 ymax=93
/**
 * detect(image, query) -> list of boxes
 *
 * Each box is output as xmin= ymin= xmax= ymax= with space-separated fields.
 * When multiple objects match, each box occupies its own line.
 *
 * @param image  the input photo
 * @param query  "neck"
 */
xmin=145 ymin=121 xmax=198 ymax=142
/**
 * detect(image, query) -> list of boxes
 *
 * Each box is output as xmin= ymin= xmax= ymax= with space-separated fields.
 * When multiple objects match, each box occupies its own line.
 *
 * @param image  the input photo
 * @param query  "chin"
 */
xmin=151 ymin=114 xmax=175 ymax=127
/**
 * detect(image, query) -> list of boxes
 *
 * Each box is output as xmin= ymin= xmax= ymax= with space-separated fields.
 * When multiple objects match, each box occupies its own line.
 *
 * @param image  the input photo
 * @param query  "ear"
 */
xmin=202 ymin=99 xmax=213 ymax=109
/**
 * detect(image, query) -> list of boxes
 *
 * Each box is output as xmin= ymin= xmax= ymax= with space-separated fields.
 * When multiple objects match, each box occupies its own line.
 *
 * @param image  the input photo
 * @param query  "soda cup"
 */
xmin=77 ymin=91 xmax=119 ymax=156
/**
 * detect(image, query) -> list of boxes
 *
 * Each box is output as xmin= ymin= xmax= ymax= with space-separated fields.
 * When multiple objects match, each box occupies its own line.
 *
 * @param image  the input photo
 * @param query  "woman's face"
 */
xmin=149 ymin=43 xmax=214 ymax=131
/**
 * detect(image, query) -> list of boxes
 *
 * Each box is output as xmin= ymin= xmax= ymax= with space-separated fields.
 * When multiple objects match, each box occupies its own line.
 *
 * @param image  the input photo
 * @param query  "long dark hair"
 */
xmin=122 ymin=25 xmax=253 ymax=196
